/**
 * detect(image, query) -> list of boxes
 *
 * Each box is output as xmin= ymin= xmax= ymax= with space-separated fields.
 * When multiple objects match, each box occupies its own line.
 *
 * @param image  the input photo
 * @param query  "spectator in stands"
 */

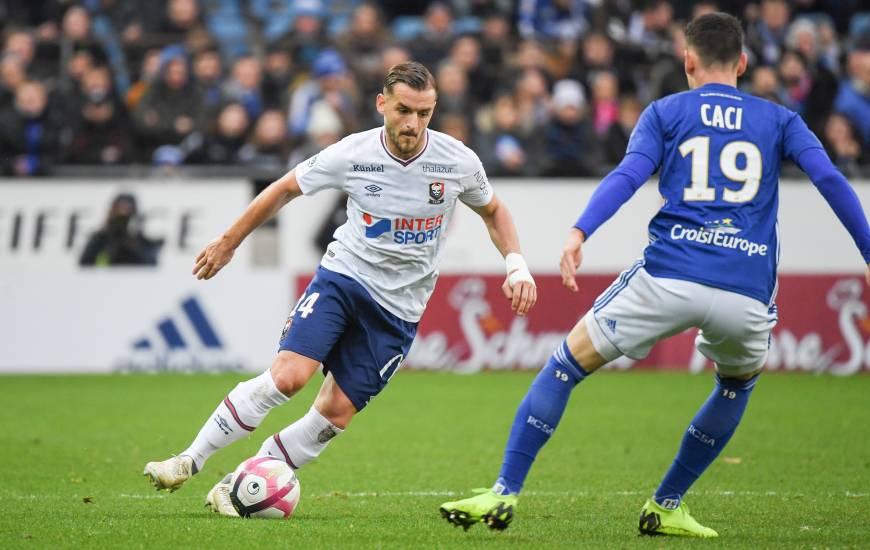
xmin=784 ymin=17 xmax=838 ymax=130
xmin=747 ymin=65 xmax=781 ymax=103
xmin=193 ymin=47 xmax=224 ymax=120
xmin=648 ymin=23 xmax=690 ymax=99
xmin=68 ymin=65 xmax=131 ymax=164
xmin=337 ymin=3 xmax=390 ymax=93
xmin=277 ymin=0 xmax=330 ymax=70
xmin=590 ymin=70 xmax=619 ymax=136
xmin=60 ymin=6 xmax=107 ymax=64
xmin=573 ymin=32 xmax=635 ymax=100
xmin=746 ymin=0 xmax=791 ymax=66
xmin=262 ymin=45 xmax=293 ymax=109
xmin=407 ymin=2 xmax=454 ymax=68
xmin=479 ymin=12 xmax=511 ymax=76
xmin=3 ymin=30 xmax=36 ymax=73
xmin=833 ymin=34 xmax=870 ymax=150
xmin=544 ymin=79 xmax=599 ymax=176
xmin=188 ymin=102 xmax=249 ymax=164
xmin=0 ymin=80 xmax=63 ymax=175
xmin=222 ymin=56 xmax=264 ymax=121
xmin=125 ymin=48 xmax=162 ymax=110
xmin=288 ymin=100 xmax=343 ymax=167
xmin=434 ymin=62 xmax=474 ymax=117
xmin=132 ymin=46 xmax=203 ymax=158
xmin=476 ymin=93 xmax=542 ymax=177
xmin=437 ymin=112 xmax=471 ymax=144
xmin=514 ymin=67 xmax=551 ymax=132
xmin=239 ymin=110 xmax=290 ymax=170
xmin=518 ymin=0 xmax=591 ymax=42
xmin=448 ymin=35 xmax=493 ymax=105
xmin=287 ymin=48 xmax=357 ymax=142
xmin=823 ymin=113 xmax=866 ymax=179
xmin=151 ymin=0 xmax=203 ymax=46
xmin=624 ymin=0 xmax=673 ymax=62
xmin=604 ymin=94 xmax=642 ymax=164
xmin=0 ymin=53 xmax=26 ymax=110
xmin=776 ymin=50 xmax=812 ymax=114
xmin=79 ymin=193 xmax=163 ymax=266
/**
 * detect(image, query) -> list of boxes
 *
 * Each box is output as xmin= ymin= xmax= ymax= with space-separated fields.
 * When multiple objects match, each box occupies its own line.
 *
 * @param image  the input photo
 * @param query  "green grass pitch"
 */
xmin=1 ymin=371 xmax=868 ymax=548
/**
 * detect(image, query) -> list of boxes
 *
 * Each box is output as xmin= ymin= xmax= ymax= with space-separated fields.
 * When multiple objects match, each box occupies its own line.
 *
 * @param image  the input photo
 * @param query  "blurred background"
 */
xmin=1 ymin=0 xmax=870 ymax=376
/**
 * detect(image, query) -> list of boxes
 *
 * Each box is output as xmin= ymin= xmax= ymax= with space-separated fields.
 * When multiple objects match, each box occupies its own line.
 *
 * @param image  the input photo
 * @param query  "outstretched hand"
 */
xmin=559 ymin=228 xmax=586 ymax=292
xmin=193 ymin=236 xmax=235 ymax=280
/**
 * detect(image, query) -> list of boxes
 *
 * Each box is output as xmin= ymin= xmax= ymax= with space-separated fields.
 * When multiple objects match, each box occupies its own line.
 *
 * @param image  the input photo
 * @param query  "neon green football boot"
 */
xmin=638 ymin=498 xmax=718 ymax=538
xmin=439 ymin=488 xmax=518 ymax=531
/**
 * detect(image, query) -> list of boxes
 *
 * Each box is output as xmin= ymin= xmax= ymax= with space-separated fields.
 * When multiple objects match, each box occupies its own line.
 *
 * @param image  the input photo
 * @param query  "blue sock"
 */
xmin=495 ymin=341 xmax=588 ymax=495
xmin=653 ymin=373 xmax=759 ymax=509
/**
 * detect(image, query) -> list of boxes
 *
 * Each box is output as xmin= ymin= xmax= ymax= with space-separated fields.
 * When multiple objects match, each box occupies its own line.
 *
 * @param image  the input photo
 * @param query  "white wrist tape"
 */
xmin=505 ymin=253 xmax=534 ymax=287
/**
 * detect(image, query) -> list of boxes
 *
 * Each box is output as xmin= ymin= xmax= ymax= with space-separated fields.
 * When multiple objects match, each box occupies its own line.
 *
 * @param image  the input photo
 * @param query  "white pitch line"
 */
xmin=4 ymin=490 xmax=867 ymax=500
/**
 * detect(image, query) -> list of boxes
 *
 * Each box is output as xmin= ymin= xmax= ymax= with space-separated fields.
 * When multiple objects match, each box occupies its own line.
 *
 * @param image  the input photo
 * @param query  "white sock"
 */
xmin=257 ymin=406 xmax=343 ymax=468
xmin=181 ymin=369 xmax=288 ymax=471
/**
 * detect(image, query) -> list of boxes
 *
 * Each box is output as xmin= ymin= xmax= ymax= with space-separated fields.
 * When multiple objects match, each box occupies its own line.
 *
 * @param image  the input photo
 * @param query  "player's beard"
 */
xmin=386 ymin=125 xmax=422 ymax=158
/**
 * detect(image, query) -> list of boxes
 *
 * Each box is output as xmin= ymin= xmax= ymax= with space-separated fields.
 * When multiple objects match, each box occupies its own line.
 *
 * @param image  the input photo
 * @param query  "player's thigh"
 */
xmin=278 ymin=267 xmax=351 ymax=364
xmin=321 ymin=291 xmax=417 ymax=413
xmin=696 ymin=290 xmax=777 ymax=377
xmin=586 ymin=263 xmax=708 ymax=364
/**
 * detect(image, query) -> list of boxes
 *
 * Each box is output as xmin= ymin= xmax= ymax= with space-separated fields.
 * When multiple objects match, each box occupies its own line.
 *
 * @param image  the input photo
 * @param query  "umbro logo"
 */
xmin=365 ymin=184 xmax=382 ymax=193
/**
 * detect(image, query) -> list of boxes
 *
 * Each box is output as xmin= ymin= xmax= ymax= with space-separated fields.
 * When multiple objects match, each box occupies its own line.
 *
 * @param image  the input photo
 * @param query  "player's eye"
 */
xmin=419 ymin=111 xmax=430 ymax=118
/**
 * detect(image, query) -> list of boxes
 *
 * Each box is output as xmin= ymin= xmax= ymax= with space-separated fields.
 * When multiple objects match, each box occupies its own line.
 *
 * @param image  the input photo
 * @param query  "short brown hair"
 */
xmin=685 ymin=12 xmax=744 ymax=67
xmin=383 ymin=61 xmax=436 ymax=95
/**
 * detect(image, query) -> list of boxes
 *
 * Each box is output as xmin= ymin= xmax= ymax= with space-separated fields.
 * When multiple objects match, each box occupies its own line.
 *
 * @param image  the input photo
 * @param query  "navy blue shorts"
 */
xmin=278 ymin=267 xmax=418 ymax=411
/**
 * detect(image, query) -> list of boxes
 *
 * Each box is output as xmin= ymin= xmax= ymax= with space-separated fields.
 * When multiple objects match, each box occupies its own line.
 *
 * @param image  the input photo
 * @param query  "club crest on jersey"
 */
xmin=703 ymin=218 xmax=741 ymax=234
xmin=428 ymin=181 xmax=445 ymax=204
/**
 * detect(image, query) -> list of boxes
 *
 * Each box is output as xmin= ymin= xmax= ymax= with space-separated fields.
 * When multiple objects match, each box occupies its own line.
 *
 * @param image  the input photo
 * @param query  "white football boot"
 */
xmin=205 ymin=474 xmax=239 ymax=517
xmin=143 ymin=455 xmax=195 ymax=492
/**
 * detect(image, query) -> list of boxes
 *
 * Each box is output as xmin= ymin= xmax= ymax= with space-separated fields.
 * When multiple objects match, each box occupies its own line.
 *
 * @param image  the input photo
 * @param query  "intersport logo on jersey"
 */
xmin=362 ymin=212 xmax=443 ymax=244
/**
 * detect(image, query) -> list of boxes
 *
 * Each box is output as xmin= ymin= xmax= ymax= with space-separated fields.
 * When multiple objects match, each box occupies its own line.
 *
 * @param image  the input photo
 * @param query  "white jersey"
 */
xmin=293 ymin=127 xmax=493 ymax=322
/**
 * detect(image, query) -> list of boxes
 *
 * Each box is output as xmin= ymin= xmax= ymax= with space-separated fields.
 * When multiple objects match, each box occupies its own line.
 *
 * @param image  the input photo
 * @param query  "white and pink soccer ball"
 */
xmin=228 ymin=456 xmax=300 ymax=519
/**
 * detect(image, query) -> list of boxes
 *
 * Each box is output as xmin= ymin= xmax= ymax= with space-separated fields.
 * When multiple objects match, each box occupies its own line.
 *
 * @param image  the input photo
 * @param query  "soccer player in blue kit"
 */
xmin=143 ymin=62 xmax=538 ymax=514
xmin=441 ymin=13 xmax=870 ymax=537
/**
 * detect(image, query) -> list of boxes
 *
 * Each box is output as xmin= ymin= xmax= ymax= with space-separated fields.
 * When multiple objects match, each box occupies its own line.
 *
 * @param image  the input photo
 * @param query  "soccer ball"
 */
xmin=228 ymin=456 xmax=301 ymax=519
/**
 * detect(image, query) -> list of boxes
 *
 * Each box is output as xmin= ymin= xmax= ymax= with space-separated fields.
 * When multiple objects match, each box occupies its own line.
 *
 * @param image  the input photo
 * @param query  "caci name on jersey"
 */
xmin=700 ymin=103 xmax=742 ymax=130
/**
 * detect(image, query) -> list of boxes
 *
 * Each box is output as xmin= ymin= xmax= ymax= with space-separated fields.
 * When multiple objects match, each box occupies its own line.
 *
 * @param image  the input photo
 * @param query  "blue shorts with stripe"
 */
xmin=278 ymin=266 xmax=418 ymax=411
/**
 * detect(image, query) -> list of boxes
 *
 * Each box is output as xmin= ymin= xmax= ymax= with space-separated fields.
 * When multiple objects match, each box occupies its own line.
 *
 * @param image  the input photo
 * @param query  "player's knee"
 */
xmin=270 ymin=357 xmax=312 ymax=396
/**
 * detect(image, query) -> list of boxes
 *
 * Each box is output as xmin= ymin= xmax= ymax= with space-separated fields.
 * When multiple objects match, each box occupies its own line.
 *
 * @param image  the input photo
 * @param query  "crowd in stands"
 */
xmin=0 ymin=0 xmax=868 ymax=178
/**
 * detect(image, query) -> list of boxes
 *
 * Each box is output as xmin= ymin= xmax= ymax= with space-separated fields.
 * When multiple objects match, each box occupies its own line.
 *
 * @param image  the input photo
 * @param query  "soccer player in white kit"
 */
xmin=143 ymin=62 xmax=538 ymax=515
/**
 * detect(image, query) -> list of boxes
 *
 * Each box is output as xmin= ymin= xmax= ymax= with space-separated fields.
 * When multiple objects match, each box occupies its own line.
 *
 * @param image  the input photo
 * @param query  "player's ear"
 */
xmin=735 ymin=52 xmax=748 ymax=78
xmin=684 ymin=49 xmax=694 ymax=76
xmin=376 ymin=93 xmax=386 ymax=115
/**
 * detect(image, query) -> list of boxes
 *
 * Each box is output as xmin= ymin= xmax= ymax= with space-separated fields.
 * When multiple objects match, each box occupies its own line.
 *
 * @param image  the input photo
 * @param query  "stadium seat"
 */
xmin=391 ymin=16 xmax=425 ymax=42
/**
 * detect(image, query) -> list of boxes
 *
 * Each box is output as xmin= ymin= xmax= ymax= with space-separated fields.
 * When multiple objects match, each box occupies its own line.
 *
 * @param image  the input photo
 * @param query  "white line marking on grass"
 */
xmin=4 ymin=490 xmax=867 ymax=500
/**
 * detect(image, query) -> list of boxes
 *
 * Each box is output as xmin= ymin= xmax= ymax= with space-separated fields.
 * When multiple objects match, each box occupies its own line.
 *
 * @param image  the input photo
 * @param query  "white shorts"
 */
xmin=585 ymin=261 xmax=778 ymax=377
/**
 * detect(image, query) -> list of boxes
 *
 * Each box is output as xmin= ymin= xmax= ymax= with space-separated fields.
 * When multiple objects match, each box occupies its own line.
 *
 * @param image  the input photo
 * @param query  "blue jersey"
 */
xmin=627 ymin=83 xmax=824 ymax=305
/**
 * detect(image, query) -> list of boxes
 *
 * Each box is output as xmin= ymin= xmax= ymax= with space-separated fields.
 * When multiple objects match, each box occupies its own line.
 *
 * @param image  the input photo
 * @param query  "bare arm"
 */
xmin=193 ymin=169 xmax=303 ymax=280
xmin=469 ymin=195 xmax=537 ymax=316
xmin=469 ymin=194 xmax=521 ymax=257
